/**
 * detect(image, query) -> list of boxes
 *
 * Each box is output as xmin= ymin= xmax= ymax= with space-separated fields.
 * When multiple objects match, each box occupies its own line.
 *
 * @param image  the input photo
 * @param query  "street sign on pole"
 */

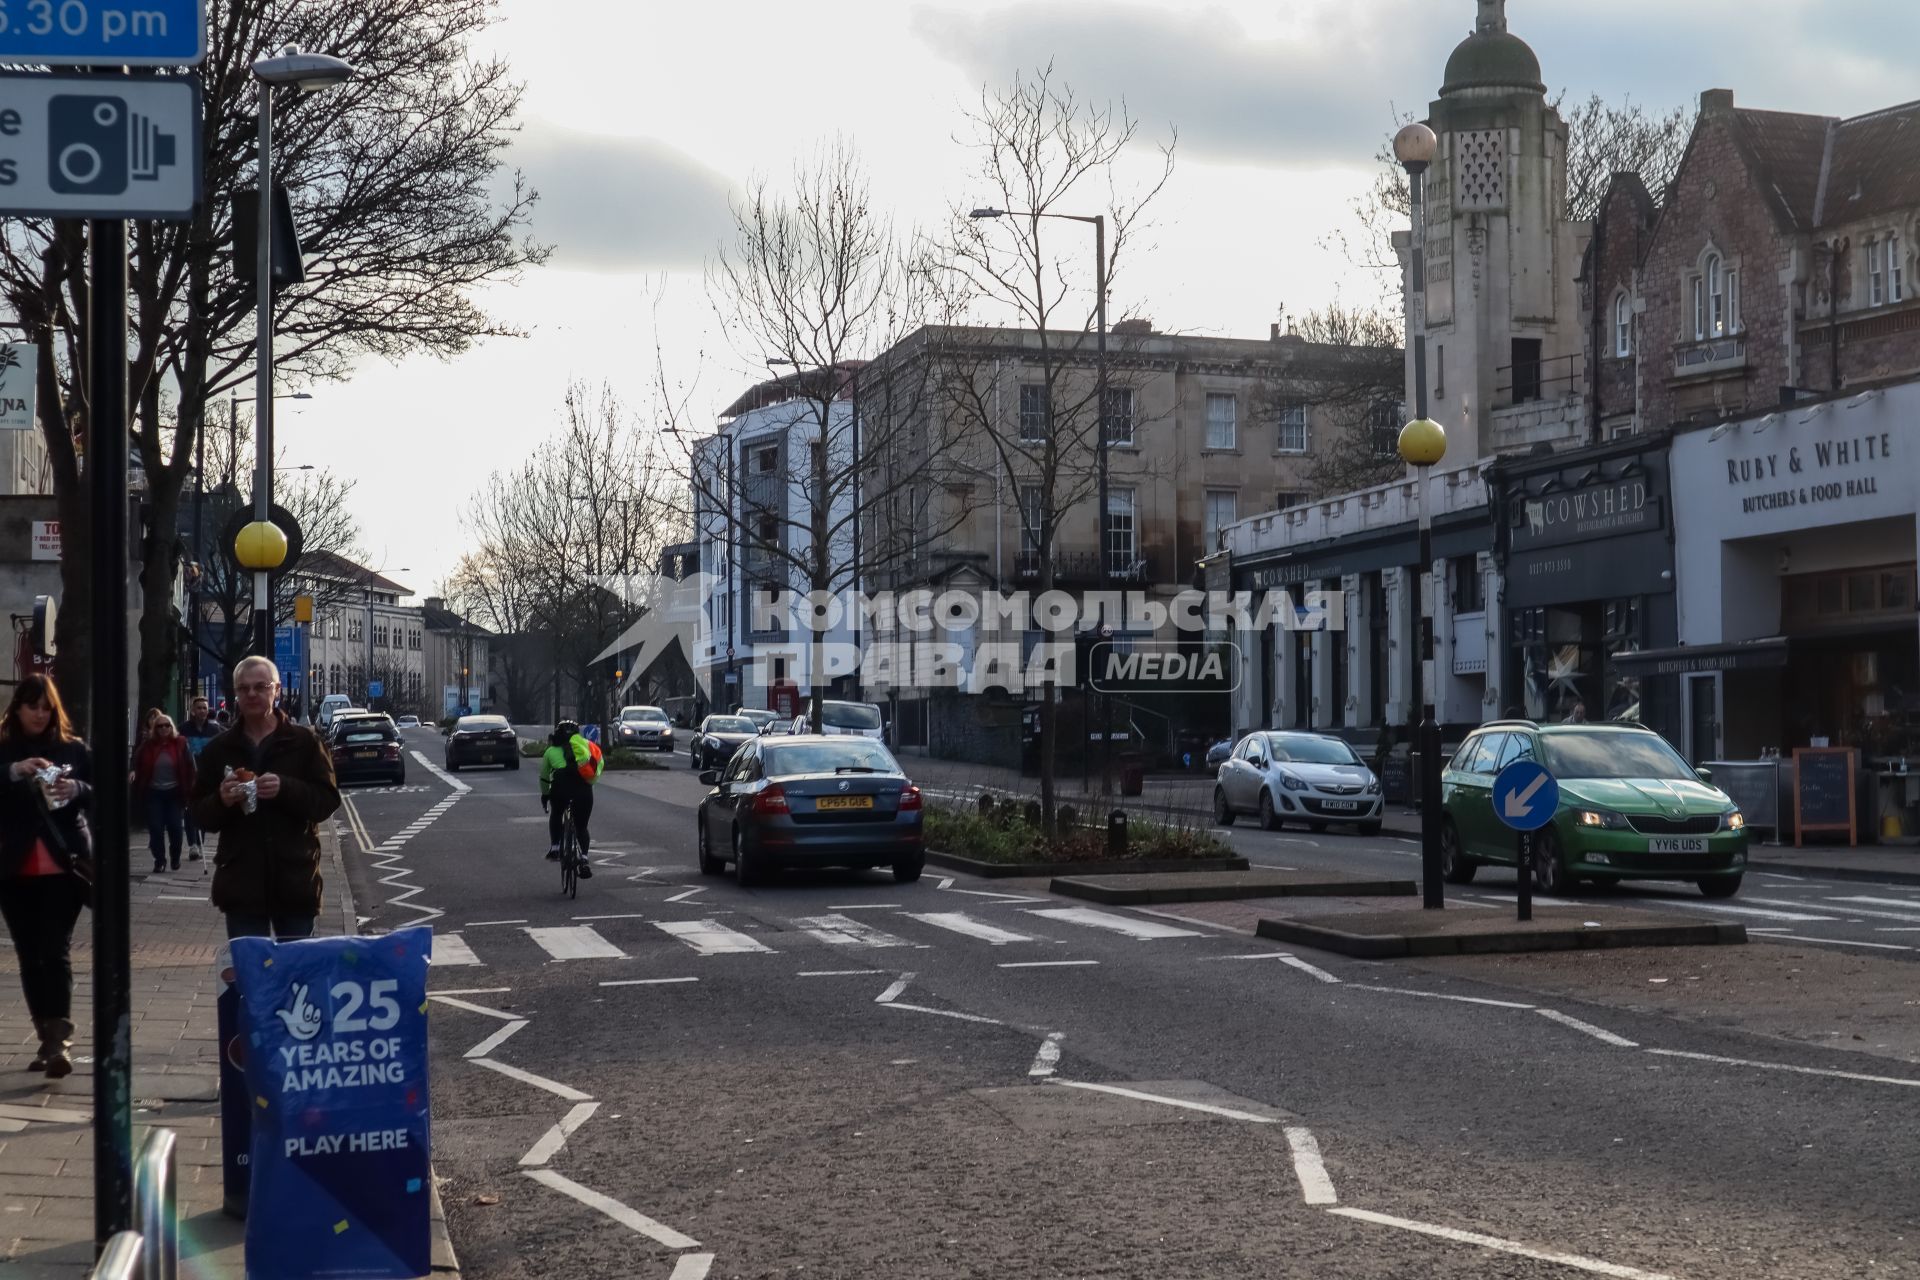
xmin=1493 ymin=759 xmax=1558 ymax=923
xmin=0 ymin=73 xmax=202 ymax=219
xmin=0 ymin=0 xmax=206 ymax=67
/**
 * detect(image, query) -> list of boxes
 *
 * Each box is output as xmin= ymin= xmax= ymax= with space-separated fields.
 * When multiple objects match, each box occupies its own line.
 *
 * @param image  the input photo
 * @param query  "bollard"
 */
xmin=215 ymin=950 xmax=250 ymax=1219
xmin=1107 ymin=809 xmax=1128 ymax=857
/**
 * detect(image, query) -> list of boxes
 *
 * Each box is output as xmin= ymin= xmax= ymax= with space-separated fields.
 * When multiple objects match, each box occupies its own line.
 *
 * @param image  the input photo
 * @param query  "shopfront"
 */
xmin=1494 ymin=439 xmax=1678 ymax=736
xmin=1657 ymin=387 xmax=1920 ymax=838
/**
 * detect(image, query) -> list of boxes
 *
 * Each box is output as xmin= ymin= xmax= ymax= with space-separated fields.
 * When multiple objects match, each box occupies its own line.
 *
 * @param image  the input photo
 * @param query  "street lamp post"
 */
xmin=249 ymin=48 xmax=356 ymax=659
xmin=969 ymin=205 xmax=1109 ymax=788
xmin=1394 ymin=121 xmax=1448 ymax=911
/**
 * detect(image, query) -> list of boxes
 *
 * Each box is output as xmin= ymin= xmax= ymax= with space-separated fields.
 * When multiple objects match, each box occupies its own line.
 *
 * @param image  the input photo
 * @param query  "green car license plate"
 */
xmin=1650 ymin=837 xmax=1707 ymax=853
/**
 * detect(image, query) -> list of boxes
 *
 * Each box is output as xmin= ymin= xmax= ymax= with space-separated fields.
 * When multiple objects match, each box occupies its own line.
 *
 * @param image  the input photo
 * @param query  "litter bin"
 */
xmin=216 ymin=947 xmax=250 ymax=1219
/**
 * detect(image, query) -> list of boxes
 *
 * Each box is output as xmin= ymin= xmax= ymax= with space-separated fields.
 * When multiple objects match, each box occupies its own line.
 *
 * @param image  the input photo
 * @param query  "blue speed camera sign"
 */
xmin=0 ymin=0 xmax=205 ymax=66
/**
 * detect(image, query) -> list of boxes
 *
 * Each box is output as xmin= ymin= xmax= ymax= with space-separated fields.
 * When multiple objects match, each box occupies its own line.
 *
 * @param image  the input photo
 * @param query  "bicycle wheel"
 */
xmin=561 ymin=813 xmax=578 ymax=898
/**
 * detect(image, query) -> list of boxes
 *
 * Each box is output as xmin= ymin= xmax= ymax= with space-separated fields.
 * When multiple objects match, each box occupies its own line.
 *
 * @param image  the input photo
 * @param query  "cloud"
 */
xmin=506 ymin=119 xmax=736 ymax=270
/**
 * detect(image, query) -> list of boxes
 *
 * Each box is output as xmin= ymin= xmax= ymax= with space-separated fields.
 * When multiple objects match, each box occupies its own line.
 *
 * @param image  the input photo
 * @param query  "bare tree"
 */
xmin=1259 ymin=301 xmax=1408 ymax=497
xmin=446 ymin=552 xmax=545 ymax=721
xmin=1325 ymin=93 xmax=1694 ymax=309
xmin=694 ymin=140 xmax=961 ymax=734
xmin=0 ymin=0 xmax=546 ymax=725
xmin=924 ymin=67 xmax=1175 ymax=837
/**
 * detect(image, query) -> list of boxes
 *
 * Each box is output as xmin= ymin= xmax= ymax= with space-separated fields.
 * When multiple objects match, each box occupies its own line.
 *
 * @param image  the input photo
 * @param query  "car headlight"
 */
xmin=1575 ymin=809 xmax=1631 ymax=830
xmin=1279 ymin=771 xmax=1310 ymax=793
xmin=1365 ymin=778 xmax=1382 ymax=795
xmin=1725 ymin=811 xmax=1745 ymax=831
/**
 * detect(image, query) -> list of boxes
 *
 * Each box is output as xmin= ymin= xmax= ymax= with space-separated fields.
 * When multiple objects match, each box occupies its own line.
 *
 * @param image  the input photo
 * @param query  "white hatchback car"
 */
xmin=1213 ymin=731 xmax=1383 ymax=834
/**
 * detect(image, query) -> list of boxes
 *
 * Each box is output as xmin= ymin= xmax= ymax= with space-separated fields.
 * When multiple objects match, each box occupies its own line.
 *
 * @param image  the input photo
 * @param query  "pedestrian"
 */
xmin=188 ymin=657 xmax=341 ymax=941
xmin=179 ymin=695 xmax=218 ymax=861
xmin=131 ymin=713 xmax=195 ymax=872
xmin=1563 ymin=700 xmax=1588 ymax=724
xmin=0 ymin=674 xmax=94 ymax=1079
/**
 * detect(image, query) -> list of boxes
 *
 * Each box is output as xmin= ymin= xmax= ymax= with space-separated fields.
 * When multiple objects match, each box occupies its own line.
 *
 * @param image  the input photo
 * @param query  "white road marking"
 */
xmin=519 ymin=1101 xmax=600 ymax=1167
xmin=1648 ymin=1048 xmax=1920 ymax=1087
xmin=1875 ymin=927 xmax=1920 ymax=933
xmin=663 ymin=889 xmax=705 ymax=903
xmin=431 ymin=935 xmax=482 ymax=967
xmin=1757 ymin=933 xmax=1913 ymax=951
xmin=881 ymin=1001 xmax=1003 ymax=1025
xmin=793 ymin=914 xmax=913 ymax=949
xmin=1025 ymin=907 xmax=1201 ymax=939
xmin=936 ymin=877 xmax=956 ymax=889
xmin=1285 ymin=1127 xmax=1337 ymax=1205
xmin=473 ymin=1058 xmax=594 ymax=1101
xmin=669 ymin=1255 xmax=716 ymax=1280
xmin=1275 ymin=954 xmax=1341 ymax=984
xmin=1351 ymin=984 xmax=1535 ymax=1009
xmin=466 ymin=919 xmax=529 ymax=927
xmin=655 ymin=919 xmax=773 ymax=955
xmin=799 ymin=969 xmax=887 ymax=977
xmin=998 ymin=960 xmax=1100 ymax=968
xmin=574 ymin=913 xmax=650 ymax=921
xmin=1046 ymin=1079 xmax=1278 ymax=1124
xmin=600 ymin=977 xmax=699 ymax=987
xmin=521 ymin=1169 xmax=700 ymax=1249
xmin=1133 ymin=908 xmax=1247 ymax=935
xmin=947 ymin=889 xmax=1047 ymax=902
xmin=465 ymin=1020 xmax=529 ymax=1059
xmin=1028 ymin=1031 xmax=1065 ymax=1077
xmin=905 ymin=912 xmax=1032 ymax=945
xmin=1677 ymin=902 xmax=1837 ymax=922
xmin=156 ymin=895 xmax=207 ymax=902
xmin=1753 ymin=872 xmax=1806 ymax=881
xmin=430 ymin=995 xmax=520 ymax=1022
xmin=1328 ymin=1208 xmax=1672 ymax=1279
xmin=0 ymin=1102 xmax=90 ymax=1124
xmin=826 ymin=903 xmax=902 ymax=910
xmin=874 ymin=973 xmax=915 ymax=1004
xmin=1535 ymin=1009 xmax=1638 ymax=1048
xmin=525 ymin=926 xmax=627 ymax=962
xmin=429 ymin=987 xmax=510 ymax=996
xmin=1211 ymin=952 xmax=1294 ymax=960
xmin=1796 ymin=897 xmax=1920 ymax=922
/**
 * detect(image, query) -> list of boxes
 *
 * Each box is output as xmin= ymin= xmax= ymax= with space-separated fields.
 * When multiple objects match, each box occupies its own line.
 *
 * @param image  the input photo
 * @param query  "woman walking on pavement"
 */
xmin=132 ymin=713 xmax=195 ymax=872
xmin=0 ymin=674 xmax=94 ymax=1078
xmin=189 ymin=656 xmax=340 ymax=940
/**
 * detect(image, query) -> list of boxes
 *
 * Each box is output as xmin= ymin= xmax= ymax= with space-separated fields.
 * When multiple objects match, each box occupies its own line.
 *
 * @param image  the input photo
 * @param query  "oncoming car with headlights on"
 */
xmin=1213 ymin=731 xmax=1383 ymax=834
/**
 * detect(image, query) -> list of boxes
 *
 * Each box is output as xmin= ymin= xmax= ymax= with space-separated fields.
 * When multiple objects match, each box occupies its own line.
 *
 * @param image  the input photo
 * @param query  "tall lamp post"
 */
xmin=1393 ymin=121 xmax=1449 ymax=910
xmin=246 ymin=48 xmax=357 ymax=658
xmin=969 ymin=205 xmax=1109 ymax=787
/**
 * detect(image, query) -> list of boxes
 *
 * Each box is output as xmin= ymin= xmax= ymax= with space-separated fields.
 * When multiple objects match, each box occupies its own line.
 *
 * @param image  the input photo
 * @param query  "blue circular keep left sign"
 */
xmin=1492 ymin=760 xmax=1560 ymax=832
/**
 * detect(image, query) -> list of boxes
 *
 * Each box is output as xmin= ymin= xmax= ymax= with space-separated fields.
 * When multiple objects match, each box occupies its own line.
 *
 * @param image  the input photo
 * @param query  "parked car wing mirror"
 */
xmin=700 ymin=769 xmax=721 ymax=787
xmin=1694 ymin=767 xmax=1714 ymax=784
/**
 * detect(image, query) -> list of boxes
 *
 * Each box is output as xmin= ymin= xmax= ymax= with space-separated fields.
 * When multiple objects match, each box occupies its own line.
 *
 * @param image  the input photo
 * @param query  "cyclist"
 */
xmin=539 ymin=720 xmax=602 ymax=877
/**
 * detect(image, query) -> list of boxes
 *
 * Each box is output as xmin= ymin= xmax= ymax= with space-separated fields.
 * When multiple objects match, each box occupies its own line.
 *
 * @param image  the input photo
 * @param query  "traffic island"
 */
xmin=1050 ymin=869 xmax=1414 ymax=905
xmin=1255 ymin=901 xmax=1747 ymax=959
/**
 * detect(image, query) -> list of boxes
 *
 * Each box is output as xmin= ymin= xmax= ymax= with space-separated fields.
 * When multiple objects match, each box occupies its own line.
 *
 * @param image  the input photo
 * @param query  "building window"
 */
xmin=1275 ymin=402 xmax=1306 ymax=453
xmin=1104 ymin=487 xmax=1137 ymax=575
xmin=1434 ymin=344 xmax=1445 ymax=397
xmin=1868 ymin=236 xmax=1903 ymax=307
xmin=348 ymin=617 xmax=362 ymax=643
xmin=1018 ymin=484 xmax=1044 ymax=551
xmin=755 ymin=446 xmax=777 ymax=473
xmin=1205 ymin=393 xmax=1237 ymax=450
xmin=1510 ymin=338 xmax=1543 ymax=403
xmin=1277 ymin=490 xmax=1308 ymax=511
xmin=1018 ymin=384 xmax=1048 ymax=441
xmin=1203 ymin=490 xmax=1238 ymax=551
xmin=328 ymin=614 xmax=340 ymax=640
xmin=1707 ymin=255 xmax=1725 ymax=334
xmin=756 ymin=511 xmax=777 ymax=543
xmin=1367 ymin=402 xmax=1400 ymax=458
xmin=1691 ymin=274 xmax=1705 ymax=341
xmin=1614 ymin=293 xmax=1632 ymax=357
xmin=1894 ymin=235 xmax=1907 ymax=303
xmin=1102 ymin=386 xmax=1135 ymax=446
xmin=1450 ymin=556 xmax=1484 ymax=613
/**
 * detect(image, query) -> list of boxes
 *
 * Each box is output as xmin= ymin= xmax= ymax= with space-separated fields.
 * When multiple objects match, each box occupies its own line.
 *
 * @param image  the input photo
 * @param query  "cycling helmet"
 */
xmin=552 ymin=719 xmax=579 ymax=744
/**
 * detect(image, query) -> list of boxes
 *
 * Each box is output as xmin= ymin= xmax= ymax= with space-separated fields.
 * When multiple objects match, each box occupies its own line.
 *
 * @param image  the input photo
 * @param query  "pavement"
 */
xmin=0 ymin=821 xmax=457 ymax=1280
xmin=317 ymin=728 xmax=1920 ymax=1279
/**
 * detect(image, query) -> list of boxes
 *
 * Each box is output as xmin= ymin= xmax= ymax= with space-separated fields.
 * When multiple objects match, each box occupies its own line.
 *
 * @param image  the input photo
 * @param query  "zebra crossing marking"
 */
xmin=792 ymin=914 xmax=912 ymax=949
xmin=525 ymin=926 xmax=627 ymax=961
xmin=1024 ymin=907 xmax=1200 ymax=940
xmin=903 ymin=912 xmax=1032 ymax=945
xmin=432 ymin=934 xmax=482 ymax=967
xmin=655 ymin=919 xmax=774 ymax=955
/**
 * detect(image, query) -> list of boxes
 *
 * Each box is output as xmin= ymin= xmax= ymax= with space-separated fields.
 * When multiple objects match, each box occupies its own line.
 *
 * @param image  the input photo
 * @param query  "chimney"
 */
xmin=1700 ymin=89 xmax=1734 ymax=117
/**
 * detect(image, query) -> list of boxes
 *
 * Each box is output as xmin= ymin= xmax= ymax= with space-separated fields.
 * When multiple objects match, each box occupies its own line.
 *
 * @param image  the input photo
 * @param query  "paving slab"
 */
xmin=1254 ymin=898 xmax=1748 ymax=958
xmin=1050 ymin=868 xmax=1416 ymax=905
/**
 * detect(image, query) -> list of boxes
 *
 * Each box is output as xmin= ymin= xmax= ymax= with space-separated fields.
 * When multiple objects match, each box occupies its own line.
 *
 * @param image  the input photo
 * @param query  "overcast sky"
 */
xmin=290 ymin=0 xmax=1920 ymax=595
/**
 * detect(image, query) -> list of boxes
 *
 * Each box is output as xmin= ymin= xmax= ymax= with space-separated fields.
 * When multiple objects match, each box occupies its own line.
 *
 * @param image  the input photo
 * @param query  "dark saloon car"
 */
xmin=445 ymin=714 xmax=521 ymax=772
xmin=696 ymin=735 xmax=924 ymax=885
xmin=689 ymin=715 xmax=760 ymax=770
xmin=332 ymin=720 xmax=407 ymax=786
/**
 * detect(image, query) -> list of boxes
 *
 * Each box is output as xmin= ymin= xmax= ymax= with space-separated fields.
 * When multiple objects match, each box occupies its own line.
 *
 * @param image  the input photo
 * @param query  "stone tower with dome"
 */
xmin=1402 ymin=0 xmax=1590 ymax=464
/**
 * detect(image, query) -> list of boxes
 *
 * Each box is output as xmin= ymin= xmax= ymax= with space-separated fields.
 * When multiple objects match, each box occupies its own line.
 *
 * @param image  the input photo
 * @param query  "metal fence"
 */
xmin=90 ymin=1129 xmax=177 ymax=1280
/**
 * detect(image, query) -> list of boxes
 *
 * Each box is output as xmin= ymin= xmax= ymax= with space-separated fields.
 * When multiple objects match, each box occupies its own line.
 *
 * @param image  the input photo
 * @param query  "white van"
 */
xmin=317 ymin=694 xmax=355 ymax=731
xmin=791 ymin=699 xmax=886 ymax=741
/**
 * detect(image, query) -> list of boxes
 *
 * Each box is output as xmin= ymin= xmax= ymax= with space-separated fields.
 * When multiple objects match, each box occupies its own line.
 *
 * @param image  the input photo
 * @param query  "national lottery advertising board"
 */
xmin=232 ymin=927 xmax=434 ymax=1279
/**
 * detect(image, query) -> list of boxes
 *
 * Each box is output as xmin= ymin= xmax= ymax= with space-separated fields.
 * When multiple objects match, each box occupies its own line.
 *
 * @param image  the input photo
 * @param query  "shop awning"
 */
xmin=1609 ymin=637 xmax=1790 ymax=676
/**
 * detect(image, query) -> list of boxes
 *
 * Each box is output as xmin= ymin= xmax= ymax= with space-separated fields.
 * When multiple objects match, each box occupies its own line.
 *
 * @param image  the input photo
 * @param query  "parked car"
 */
xmin=696 ymin=734 xmax=924 ymax=885
xmin=1213 ymin=731 xmax=1383 ymax=834
xmin=317 ymin=695 xmax=357 ymax=732
xmin=614 ymin=705 xmax=675 ymax=751
xmin=1439 ymin=720 xmax=1746 ymax=897
xmin=736 ymin=708 xmax=781 ymax=734
xmin=331 ymin=719 xmax=407 ymax=786
xmin=1205 ymin=739 xmax=1234 ymax=769
xmin=690 ymin=715 xmax=760 ymax=770
xmin=396 ymin=715 xmax=422 ymax=729
xmin=445 ymin=714 xmax=521 ymax=772
xmin=787 ymin=699 xmax=886 ymax=740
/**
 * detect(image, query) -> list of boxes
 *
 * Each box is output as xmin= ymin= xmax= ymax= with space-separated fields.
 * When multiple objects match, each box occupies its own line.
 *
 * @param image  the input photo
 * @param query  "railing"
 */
xmin=1013 ymin=550 xmax=1150 ymax=585
xmin=91 ymin=1130 xmax=177 ymax=1280
xmin=1495 ymin=351 xmax=1583 ymax=405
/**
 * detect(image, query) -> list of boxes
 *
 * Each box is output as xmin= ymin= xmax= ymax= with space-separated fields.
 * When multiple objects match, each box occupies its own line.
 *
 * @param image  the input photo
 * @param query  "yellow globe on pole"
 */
xmin=233 ymin=520 xmax=289 ymax=571
xmin=1396 ymin=417 xmax=1448 ymax=468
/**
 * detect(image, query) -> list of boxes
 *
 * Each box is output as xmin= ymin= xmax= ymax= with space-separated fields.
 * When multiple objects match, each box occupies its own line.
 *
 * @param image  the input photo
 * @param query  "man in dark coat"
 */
xmin=188 ymin=657 xmax=341 ymax=940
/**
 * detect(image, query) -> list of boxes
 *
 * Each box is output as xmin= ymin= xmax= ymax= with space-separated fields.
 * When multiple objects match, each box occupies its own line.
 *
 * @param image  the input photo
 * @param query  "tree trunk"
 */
xmin=1036 ymin=565 xmax=1057 ymax=840
xmin=136 ymin=479 xmax=184 ymax=718
xmin=51 ymin=485 xmax=93 ymax=732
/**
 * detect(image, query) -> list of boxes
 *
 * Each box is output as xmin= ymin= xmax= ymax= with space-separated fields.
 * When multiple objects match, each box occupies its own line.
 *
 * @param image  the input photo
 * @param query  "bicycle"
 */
xmin=558 ymin=801 xmax=583 ymax=898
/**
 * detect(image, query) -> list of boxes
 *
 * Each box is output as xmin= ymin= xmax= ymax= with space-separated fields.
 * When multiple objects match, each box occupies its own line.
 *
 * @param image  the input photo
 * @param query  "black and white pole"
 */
xmin=251 ymin=82 xmax=275 ymax=659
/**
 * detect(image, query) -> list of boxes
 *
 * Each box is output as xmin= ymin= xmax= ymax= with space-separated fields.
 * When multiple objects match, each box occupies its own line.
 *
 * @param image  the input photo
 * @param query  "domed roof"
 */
xmin=1440 ymin=27 xmax=1544 ymax=96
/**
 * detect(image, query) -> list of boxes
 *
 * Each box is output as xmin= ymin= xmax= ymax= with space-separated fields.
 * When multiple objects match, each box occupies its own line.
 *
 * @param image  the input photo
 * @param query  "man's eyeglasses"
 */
xmin=235 ymin=682 xmax=278 ymax=695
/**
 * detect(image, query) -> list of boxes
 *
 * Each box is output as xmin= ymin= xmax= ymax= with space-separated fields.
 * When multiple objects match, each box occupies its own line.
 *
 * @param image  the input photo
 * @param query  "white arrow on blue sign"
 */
xmin=0 ymin=0 xmax=206 ymax=67
xmin=1492 ymin=759 xmax=1559 ymax=832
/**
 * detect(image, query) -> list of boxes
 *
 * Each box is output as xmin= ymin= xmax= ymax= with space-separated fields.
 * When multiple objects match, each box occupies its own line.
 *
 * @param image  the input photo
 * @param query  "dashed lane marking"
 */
xmin=800 ymin=969 xmax=887 ymax=977
xmin=874 ymin=973 xmax=914 ymax=1004
xmin=1285 ymin=1127 xmax=1337 ymax=1205
xmin=999 ymin=960 xmax=1099 ymax=969
xmin=669 ymin=1254 xmax=716 ymax=1280
xmin=1275 ymin=954 xmax=1341 ymax=984
xmin=600 ymin=977 xmax=699 ymax=987
xmin=1028 ymin=1031 xmax=1065 ymax=1078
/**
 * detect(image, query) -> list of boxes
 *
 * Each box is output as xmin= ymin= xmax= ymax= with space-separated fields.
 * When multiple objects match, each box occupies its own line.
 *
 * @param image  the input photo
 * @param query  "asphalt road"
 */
xmin=335 ymin=730 xmax=1920 ymax=1280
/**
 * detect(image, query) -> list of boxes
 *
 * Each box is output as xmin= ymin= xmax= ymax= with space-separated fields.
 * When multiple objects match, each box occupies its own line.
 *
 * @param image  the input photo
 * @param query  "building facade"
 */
xmin=300 ymin=553 xmax=427 ymax=717
xmin=422 ymin=596 xmax=494 ymax=718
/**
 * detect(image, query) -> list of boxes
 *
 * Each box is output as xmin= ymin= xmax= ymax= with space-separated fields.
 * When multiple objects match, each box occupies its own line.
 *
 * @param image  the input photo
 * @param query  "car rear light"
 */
xmin=384 ymin=744 xmax=400 ymax=760
xmin=897 ymin=785 xmax=923 ymax=811
xmin=753 ymin=784 xmax=790 ymax=815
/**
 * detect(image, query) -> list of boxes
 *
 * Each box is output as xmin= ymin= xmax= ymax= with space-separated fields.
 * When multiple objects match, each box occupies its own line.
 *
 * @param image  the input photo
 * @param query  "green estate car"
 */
xmin=1439 ymin=720 xmax=1748 ymax=898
